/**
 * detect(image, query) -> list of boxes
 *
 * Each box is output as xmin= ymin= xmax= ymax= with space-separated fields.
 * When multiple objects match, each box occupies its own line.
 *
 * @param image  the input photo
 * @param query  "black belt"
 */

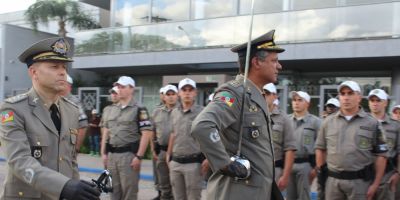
xmin=275 ymin=159 xmax=284 ymax=168
xmin=294 ymin=158 xmax=309 ymax=163
xmin=171 ymin=153 xmax=205 ymax=164
xmin=328 ymin=164 xmax=373 ymax=180
xmin=107 ymin=142 xmax=139 ymax=154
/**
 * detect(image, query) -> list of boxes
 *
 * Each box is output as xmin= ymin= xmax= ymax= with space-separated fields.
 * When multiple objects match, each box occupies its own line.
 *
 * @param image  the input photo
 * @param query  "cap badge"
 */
xmin=52 ymin=39 xmax=68 ymax=55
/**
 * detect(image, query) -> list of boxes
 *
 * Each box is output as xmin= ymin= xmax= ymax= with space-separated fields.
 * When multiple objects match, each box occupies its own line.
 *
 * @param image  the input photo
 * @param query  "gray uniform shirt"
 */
xmin=0 ymin=88 xmax=80 ymax=200
xmin=315 ymin=109 xmax=388 ymax=172
xmin=379 ymin=115 xmax=400 ymax=159
xmin=271 ymin=107 xmax=297 ymax=161
xmin=104 ymin=99 xmax=153 ymax=147
xmin=288 ymin=113 xmax=321 ymax=158
xmin=65 ymin=94 xmax=88 ymax=129
xmin=172 ymin=104 xmax=203 ymax=156
xmin=99 ymin=104 xmax=114 ymax=128
xmin=152 ymin=105 xmax=177 ymax=146
xmin=191 ymin=75 xmax=275 ymax=200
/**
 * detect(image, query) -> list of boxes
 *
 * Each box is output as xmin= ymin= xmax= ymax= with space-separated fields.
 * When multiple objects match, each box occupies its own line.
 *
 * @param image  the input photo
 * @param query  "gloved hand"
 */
xmin=220 ymin=160 xmax=249 ymax=179
xmin=60 ymin=179 xmax=101 ymax=200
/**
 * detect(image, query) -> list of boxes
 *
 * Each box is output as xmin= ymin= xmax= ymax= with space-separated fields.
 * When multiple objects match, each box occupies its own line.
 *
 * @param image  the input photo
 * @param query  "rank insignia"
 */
xmin=1 ymin=111 xmax=14 ymax=123
xmin=31 ymin=147 xmax=42 ymax=159
xmin=219 ymin=91 xmax=235 ymax=107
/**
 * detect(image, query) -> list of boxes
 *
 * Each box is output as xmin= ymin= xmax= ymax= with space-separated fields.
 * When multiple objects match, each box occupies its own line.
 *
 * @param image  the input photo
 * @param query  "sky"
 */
xmin=0 ymin=0 xmax=36 ymax=14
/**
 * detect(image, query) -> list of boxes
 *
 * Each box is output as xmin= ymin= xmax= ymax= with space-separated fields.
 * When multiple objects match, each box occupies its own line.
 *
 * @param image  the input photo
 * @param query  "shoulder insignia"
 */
xmin=61 ymin=96 xmax=78 ymax=108
xmin=1 ymin=111 xmax=14 ymax=123
xmin=5 ymin=93 xmax=28 ymax=104
xmin=218 ymin=91 xmax=235 ymax=107
xmin=228 ymin=80 xmax=241 ymax=88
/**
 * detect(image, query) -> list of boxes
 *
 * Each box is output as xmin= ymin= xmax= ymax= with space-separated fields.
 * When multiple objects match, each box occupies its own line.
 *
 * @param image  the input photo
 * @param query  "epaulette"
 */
xmin=228 ymin=79 xmax=242 ymax=88
xmin=4 ymin=93 xmax=28 ymax=104
xmin=62 ymin=96 xmax=78 ymax=108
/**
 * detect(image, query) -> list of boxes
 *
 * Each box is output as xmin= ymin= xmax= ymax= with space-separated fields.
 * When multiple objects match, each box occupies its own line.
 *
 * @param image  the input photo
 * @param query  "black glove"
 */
xmin=60 ymin=179 xmax=101 ymax=200
xmin=220 ymin=161 xmax=249 ymax=179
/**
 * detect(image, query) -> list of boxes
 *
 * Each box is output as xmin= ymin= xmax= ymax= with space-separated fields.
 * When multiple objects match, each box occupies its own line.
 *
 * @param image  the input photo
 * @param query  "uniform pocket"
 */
xmin=272 ymin=124 xmax=283 ymax=143
xmin=69 ymin=128 xmax=78 ymax=145
xmin=303 ymin=127 xmax=316 ymax=154
xmin=243 ymin=113 xmax=263 ymax=140
xmin=356 ymin=130 xmax=373 ymax=150
xmin=30 ymin=135 xmax=49 ymax=164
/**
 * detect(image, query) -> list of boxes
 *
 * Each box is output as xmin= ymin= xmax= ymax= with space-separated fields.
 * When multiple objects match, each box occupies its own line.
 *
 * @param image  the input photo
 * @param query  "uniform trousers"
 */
xmin=374 ymin=170 xmax=396 ymax=200
xmin=286 ymin=162 xmax=312 ymax=200
xmin=169 ymin=160 xmax=203 ymax=200
xmin=156 ymin=151 xmax=173 ymax=199
xmin=325 ymin=177 xmax=370 ymax=200
xmin=108 ymin=152 xmax=140 ymax=200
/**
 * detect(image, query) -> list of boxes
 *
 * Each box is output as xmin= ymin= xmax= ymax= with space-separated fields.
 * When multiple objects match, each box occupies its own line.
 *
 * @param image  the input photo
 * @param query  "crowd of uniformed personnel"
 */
xmin=1 ymin=30 xmax=400 ymax=200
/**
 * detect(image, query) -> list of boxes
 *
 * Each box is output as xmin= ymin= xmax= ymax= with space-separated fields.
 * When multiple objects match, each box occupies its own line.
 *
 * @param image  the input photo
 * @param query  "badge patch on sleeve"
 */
xmin=1 ymin=111 xmax=14 ymax=123
xmin=137 ymin=107 xmax=152 ymax=128
xmin=219 ymin=91 xmax=235 ymax=107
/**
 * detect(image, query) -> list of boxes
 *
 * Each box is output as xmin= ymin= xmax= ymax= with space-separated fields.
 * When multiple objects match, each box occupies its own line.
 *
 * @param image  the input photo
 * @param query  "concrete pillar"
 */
xmin=391 ymin=67 xmax=400 ymax=106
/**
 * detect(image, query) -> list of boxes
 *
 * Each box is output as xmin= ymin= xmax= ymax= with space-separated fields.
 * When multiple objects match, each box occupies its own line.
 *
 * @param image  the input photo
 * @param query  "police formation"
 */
xmin=1 ymin=31 xmax=400 ymax=200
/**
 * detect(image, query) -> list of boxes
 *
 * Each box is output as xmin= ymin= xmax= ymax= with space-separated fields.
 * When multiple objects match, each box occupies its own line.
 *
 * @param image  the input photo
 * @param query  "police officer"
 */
xmin=59 ymin=74 xmax=88 ymax=152
xmin=391 ymin=105 xmax=400 ymax=121
xmin=315 ymin=81 xmax=388 ymax=200
xmin=263 ymin=83 xmax=296 ymax=191
xmin=166 ymin=78 xmax=206 ymax=200
xmin=322 ymin=98 xmax=340 ymax=118
xmin=152 ymin=84 xmax=179 ymax=200
xmin=99 ymin=86 xmax=119 ymax=168
xmin=0 ymin=37 xmax=100 ymax=200
xmin=101 ymin=76 xmax=153 ymax=200
xmin=287 ymin=91 xmax=321 ymax=200
xmin=367 ymin=89 xmax=400 ymax=200
xmin=191 ymin=30 xmax=284 ymax=200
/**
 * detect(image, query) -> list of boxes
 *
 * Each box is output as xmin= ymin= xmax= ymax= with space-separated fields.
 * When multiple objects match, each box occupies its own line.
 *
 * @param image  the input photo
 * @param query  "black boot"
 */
xmin=152 ymin=190 xmax=161 ymax=200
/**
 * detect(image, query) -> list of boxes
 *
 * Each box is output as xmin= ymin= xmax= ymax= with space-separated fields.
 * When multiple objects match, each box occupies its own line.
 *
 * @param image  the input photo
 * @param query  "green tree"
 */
xmin=25 ymin=0 xmax=100 ymax=37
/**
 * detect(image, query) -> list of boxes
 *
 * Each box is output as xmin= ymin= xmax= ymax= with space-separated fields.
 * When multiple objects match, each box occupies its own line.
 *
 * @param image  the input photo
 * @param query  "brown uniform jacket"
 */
xmin=191 ymin=75 xmax=275 ymax=200
xmin=0 ymin=88 xmax=80 ymax=200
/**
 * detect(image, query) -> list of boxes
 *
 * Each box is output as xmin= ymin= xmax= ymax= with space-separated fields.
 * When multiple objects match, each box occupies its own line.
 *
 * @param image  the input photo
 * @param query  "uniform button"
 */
xmin=59 ymin=157 xmax=63 ymax=161
xmin=251 ymin=122 xmax=256 ymax=126
xmin=18 ymin=192 xmax=23 ymax=196
xmin=37 ymin=142 xmax=40 ymax=145
xmin=245 ymin=180 xmax=249 ymax=185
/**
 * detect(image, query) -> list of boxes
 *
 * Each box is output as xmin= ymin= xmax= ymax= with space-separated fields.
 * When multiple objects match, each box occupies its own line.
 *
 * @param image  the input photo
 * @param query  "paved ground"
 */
xmin=0 ymin=150 xmax=316 ymax=200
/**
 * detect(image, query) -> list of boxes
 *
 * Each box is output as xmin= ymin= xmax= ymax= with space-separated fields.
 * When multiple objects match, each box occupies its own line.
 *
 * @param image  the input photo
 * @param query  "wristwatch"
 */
xmin=135 ymin=155 xmax=143 ymax=160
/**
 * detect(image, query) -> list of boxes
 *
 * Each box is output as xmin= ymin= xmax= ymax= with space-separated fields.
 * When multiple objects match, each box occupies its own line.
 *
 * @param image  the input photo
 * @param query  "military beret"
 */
xmin=18 ymin=37 xmax=73 ymax=67
xmin=231 ymin=30 xmax=285 ymax=57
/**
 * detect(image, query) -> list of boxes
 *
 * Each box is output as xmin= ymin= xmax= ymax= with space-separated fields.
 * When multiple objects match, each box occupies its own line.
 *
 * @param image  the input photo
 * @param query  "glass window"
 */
xmin=152 ymin=0 xmax=190 ymax=23
xmin=342 ymin=0 xmax=393 ymax=6
xmin=114 ymin=0 xmax=150 ymax=26
xmin=240 ymin=0 xmax=284 ymax=15
xmin=191 ymin=0 xmax=237 ymax=19
xmin=290 ymin=0 xmax=336 ymax=10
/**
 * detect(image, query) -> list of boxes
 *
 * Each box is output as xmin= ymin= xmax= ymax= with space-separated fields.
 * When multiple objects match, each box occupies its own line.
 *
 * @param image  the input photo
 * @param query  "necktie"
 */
xmin=50 ymin=104 xmax=61 ymax=133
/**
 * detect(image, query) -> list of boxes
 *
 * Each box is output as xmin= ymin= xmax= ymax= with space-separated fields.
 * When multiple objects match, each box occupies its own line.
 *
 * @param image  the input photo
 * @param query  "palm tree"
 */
xmin=25 ymin=0 xmax=100 ymax=37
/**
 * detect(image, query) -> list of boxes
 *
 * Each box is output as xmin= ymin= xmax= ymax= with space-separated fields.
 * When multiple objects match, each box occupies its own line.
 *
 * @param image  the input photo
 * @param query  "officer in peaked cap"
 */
xmin=0 ymin=37 xmax=100 ymax=200
xmin=191 ymin=30 xmax=285 ymax=200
